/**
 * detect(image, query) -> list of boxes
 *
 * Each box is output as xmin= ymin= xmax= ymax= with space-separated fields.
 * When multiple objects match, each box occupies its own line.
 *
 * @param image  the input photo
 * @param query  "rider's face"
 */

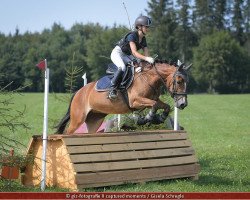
xmin=141 ymin=26 xmax=150 ymax=34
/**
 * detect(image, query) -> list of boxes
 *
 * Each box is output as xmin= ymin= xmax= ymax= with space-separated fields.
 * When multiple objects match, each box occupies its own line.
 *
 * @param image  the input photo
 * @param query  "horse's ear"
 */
xmin=177 ymin=60 xmax=182 ymax=66
xmin=184 ymin=63 xmax=192 ymax=71
xmin=178 ymin=63 xmax=184 ymax=71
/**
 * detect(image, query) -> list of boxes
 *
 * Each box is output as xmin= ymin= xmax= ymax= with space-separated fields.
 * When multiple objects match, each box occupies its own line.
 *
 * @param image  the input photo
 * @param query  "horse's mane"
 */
xmin=140 ymin=59 xmax=178 ymax=71
xmin=154 ymin=59 xmax=178 ymax=67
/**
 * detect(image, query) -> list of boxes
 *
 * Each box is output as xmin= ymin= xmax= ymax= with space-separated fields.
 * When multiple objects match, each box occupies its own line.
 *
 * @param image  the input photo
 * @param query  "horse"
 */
xmin=55 ymin=60 xmax=191 ymax=134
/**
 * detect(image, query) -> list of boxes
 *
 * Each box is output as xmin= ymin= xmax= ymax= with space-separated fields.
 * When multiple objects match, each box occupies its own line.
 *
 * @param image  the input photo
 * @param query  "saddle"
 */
xmin=95 ymin=63 xmax=135 ymax=92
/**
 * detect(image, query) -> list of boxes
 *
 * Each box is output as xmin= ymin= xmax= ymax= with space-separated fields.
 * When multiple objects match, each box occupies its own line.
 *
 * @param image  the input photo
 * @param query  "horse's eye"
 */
xmin=177 ymin=79 xmax=183 ymax=84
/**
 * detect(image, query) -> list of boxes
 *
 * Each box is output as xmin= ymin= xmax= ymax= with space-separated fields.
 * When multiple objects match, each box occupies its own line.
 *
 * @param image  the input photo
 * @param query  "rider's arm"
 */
xmin=129 ymin=41 xmax=147 ymax=60
xmin=143 ymin=47 xmax=149 ymax=57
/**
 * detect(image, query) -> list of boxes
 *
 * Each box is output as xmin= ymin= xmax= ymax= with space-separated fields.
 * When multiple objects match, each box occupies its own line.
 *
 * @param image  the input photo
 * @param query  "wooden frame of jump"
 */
xmin=22 ymin=130 xmax=200 ymax=191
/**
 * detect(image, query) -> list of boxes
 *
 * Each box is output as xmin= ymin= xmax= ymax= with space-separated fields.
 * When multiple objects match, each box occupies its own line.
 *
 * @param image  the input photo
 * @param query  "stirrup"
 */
xmin=108 ymin=90 xmax=117 ymax=99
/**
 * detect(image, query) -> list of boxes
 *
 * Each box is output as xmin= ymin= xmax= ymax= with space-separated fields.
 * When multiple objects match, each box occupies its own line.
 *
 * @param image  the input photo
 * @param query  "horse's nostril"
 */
xmin=180 ymin=103 xmax=185 ymax=109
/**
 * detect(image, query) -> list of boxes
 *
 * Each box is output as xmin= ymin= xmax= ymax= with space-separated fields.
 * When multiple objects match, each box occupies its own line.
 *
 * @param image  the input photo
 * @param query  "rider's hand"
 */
xmin=145 ymin=57 xmax=155 ymax=64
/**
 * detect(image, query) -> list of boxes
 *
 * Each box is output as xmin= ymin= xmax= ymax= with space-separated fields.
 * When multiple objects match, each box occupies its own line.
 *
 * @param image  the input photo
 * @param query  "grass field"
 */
xmin=0 ymin=93 xmax=250 ymax=192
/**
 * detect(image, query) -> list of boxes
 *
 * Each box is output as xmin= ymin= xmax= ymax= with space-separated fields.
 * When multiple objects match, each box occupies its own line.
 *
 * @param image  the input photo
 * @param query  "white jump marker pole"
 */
xmin=174 ymin=60 xmax=182 ymax=131
xmin=174 ymin=107 xmax=178 ymax=130
xmin=117 ymin=114 xmax=121 ymax=131
xmin=41 ymin=60 xmax=49 ymax=191
xmin=82 ymin=73 xmax=87 ymax=86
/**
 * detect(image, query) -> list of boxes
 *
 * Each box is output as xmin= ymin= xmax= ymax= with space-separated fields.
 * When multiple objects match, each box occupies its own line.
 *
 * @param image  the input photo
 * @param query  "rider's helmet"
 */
xmin=134 ymin=16 xmax=152 ymax=29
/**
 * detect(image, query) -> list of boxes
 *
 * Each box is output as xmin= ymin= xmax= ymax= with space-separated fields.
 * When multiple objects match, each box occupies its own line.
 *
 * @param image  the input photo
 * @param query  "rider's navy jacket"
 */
xmin=116 ymin=31 xmax=147 ymax=55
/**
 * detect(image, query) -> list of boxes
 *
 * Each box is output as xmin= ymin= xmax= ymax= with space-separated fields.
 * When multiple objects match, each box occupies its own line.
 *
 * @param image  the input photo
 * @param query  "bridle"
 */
xmin=152 ymin=63 xmax=188 ymax=98
xmin=170 ymin=70 xmax=188 ymax=98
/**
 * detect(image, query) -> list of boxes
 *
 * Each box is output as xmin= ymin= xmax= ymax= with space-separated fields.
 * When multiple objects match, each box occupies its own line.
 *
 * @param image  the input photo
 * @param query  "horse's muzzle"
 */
xmin=175 ymin=96 xmax=188 ymax=110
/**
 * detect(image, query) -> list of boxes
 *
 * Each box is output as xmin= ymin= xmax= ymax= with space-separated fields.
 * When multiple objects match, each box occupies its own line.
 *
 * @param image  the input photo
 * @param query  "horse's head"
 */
xmin=167 ymin=63 xmax=191 ymax=110
xmin=142 ymin=60 xmax=192 ymax=110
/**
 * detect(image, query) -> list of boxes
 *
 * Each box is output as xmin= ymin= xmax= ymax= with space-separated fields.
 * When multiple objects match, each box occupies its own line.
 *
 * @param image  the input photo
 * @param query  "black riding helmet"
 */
xmin=135 ymin=16 xmax=152 ymax=29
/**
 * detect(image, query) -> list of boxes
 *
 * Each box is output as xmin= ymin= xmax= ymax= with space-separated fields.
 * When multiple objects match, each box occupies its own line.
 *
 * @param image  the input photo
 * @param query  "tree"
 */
xmin=231 ymin=0 xmax=246 ymax=45
xmin=0 ymin=80 xmax=33 ymax=190
xmin=213 ymin=0 xmax=227 ymax=30
xmin=7 ymin=40 xmax=28 ymax=88
xmin=193 ymin=0 xmax=227 ymax=38
xmin=85 ymin=25 xmax=127 ymax=80
xmin=243 ymin=0 xmax=250 ymax=33
xmin=147 ymin=0 xmax=179 ymax=60
xmin=192 ymin=0 xmax=215 ymax=37
xmin=176 ymin=0 xmax=198 ymax=62
xmin=193 ymin=31 xmax=250 ymax=93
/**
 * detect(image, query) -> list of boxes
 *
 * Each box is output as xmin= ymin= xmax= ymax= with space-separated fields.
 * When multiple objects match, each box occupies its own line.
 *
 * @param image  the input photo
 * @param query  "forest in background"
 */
xmin=0 ymin=0 xmax=250 ymax=93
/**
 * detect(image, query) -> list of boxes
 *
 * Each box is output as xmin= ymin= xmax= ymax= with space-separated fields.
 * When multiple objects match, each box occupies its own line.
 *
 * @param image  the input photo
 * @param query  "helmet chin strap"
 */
xmin=139 ymin=27 xmax=146 ymax=36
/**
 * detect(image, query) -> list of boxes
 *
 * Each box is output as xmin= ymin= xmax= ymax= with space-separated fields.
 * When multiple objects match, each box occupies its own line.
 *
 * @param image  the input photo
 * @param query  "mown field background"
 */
xmin=0 ymin=93 xmax=250 ymax=192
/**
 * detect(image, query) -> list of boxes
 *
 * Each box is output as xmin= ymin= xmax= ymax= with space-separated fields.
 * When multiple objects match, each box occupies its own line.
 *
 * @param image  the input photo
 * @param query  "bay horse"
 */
xmin=55 ymin=60 xmax=191 ymax=134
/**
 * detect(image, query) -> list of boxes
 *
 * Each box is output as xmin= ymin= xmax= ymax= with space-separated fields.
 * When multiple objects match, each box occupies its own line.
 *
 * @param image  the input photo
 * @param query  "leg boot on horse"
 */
xmin=108 ymin=69 xmax=123 ymax=99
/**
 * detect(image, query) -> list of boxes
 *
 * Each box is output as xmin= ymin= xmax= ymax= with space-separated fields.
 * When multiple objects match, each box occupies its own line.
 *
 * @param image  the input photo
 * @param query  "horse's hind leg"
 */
xmin=85 ymin=112 xmax=107 ymax=133
xmin=66 ymin=91 xmax=89 ymax=134
xmin=67 ymin=109 xmax=88 ymax=134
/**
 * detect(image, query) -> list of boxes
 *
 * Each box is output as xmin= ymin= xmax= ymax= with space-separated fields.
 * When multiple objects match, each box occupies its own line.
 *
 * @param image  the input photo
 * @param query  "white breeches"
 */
xmin=111 ymin=46 xmax=134 ymax=71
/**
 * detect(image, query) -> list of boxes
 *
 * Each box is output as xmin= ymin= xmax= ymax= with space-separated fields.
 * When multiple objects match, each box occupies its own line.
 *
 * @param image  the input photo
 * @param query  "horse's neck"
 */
xmin=156 ymin=63 xmax=175 ymax=76
xmin=145 ymin=63 xmax=175 ymax=81
xmin=134 ymin=63 xmax=168 ymax=87
xmin=131 ymin=63 xmax=174 ymax=99
xmin=136 ymin=62 xmax=175 ymax=84
xmin=147 ymin=63 xmax=176 ymax=91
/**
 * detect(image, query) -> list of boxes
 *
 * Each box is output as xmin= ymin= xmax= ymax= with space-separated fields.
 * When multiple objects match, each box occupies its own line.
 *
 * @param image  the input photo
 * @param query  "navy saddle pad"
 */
xmin=95 ymin=63 xmax=134 ymax=91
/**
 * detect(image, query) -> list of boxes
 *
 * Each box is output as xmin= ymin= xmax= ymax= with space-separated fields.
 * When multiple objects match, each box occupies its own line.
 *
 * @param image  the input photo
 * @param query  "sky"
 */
xmin=0 ymin=0 xmax=149 ymax=35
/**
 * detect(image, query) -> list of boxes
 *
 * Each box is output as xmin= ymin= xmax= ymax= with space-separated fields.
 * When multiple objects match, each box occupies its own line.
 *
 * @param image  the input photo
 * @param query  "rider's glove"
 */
xmin=145 ymin=57 xmax=155 ymax=64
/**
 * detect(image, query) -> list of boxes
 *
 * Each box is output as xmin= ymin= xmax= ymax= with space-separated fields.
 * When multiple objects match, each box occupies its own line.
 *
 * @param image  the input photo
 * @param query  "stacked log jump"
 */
xmin=22 ymin=130 xmax=200 ymax=191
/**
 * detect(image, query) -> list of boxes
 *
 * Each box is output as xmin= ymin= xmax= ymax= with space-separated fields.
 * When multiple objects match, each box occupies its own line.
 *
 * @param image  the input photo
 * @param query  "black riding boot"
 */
xmin=108 ymin=69 xmax=123 ymax=99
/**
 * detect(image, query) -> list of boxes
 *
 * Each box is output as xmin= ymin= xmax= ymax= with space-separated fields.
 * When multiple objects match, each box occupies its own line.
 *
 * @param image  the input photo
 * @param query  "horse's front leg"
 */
xmin=130 ymin=97 xmax=158 ymax=125
xmin=144 ymin=104 xmax=157 ymax=121
xmin=143 ymin=99 xmax=171 ymax=124
xmin=155 ymin=99 xmax=171 ymax=123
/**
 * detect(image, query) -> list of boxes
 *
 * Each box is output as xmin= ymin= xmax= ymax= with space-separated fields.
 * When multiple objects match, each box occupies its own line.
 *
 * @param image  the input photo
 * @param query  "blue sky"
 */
xmin=0 ymin=0 xmax=149 ymax=35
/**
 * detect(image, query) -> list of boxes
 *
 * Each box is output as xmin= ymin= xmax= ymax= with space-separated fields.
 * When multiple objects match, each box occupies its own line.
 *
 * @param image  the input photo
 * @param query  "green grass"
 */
xmin=0 ymin=93 xmax=70 ymax=146
xmin=0 ymin=93 xmax=250 ymax=192
xmin=178 ymin=94 xmax=250 ymax=192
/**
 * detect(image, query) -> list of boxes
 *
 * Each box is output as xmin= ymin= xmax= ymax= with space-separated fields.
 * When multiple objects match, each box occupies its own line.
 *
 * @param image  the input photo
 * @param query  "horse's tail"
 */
xmin=54 ymin=93 xmax=76 ymax=134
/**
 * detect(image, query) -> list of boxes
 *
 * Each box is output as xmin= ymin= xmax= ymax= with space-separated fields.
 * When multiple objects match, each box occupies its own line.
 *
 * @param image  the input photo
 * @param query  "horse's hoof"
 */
xmin=149 ymin=114 xmax=162 ymax=125
xmin=121 ymin=124 xmax=137 ymax=131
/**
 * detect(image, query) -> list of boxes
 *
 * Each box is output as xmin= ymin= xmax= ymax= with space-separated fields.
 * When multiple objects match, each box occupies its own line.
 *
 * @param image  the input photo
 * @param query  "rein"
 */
xmin=152 ymin=63 xmax=169 ymax=93
xmin=139 ymin=71 xmax=159 ymax=98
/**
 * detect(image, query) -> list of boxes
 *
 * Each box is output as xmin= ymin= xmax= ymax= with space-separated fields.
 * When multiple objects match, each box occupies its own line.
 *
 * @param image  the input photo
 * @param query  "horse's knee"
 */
xmin=164 ymin=104 xmax=171 ymax=113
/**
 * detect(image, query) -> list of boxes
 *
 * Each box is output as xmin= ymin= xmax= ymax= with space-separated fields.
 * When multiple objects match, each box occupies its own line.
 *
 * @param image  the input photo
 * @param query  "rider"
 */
xmin=108 ymin=15 xmax=155 ymax=99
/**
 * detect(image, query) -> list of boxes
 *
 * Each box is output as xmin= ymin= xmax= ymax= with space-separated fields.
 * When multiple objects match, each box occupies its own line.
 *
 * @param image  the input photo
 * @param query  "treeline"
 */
xmin=0 ymin=0 xmax=250 ymax=93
